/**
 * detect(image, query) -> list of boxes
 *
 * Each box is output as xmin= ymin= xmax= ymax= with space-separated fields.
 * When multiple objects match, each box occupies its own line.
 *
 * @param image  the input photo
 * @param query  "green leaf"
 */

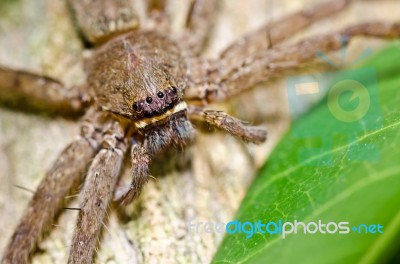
xmin=213 ymin=43 xmax=400 ymax=264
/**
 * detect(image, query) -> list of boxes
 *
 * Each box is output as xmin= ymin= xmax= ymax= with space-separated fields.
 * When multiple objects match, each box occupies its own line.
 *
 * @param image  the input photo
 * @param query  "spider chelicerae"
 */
xmin=1 ymin=0 xmax=400 ymax=263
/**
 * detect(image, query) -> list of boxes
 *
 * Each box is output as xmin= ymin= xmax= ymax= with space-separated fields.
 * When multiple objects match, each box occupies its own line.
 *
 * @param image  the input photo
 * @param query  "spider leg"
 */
xmin=189 ymin=106 xmax=266 ymax=144
xmin=68 ymin=0 xmax=140 ymax=45
xmin=220 ymin=0 xmax=352 ymax=67
xmin=1 ymin=116 xmax=102 ymax=263
xmin=0 ymin=67 xmax=87 ymax=118
xmin=114 ymin=143 xmax=151 ymax=205
xmin=184 ymin=0 xmax=353 ymax=102
xmin=185 ymin=22 xmax=400 ymax=104
xmin=69 ymin=120 xmax=127 ymax=264
xmin=179 ymin=0 xmax=219 ymax=55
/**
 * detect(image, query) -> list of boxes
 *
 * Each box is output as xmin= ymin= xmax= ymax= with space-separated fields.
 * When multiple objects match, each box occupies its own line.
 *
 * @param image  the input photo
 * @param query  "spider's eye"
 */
xmin=146 ymin=96 xmax=153 ymax=104
xmin=157 ymin=91 xmax=164 ymax=98
xmin=132 ymin=102 xmax=141 ymax=112
xmin=168 ymin=86 xmax=177 ymax=96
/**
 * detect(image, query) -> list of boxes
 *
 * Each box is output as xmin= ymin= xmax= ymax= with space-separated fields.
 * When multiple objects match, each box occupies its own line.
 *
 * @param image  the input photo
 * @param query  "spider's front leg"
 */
xmin=0 ymin=67 xmax=87 ymax=118
xmin=69 ymin=120 xmax=128 ymax=264
xmin=189 ymin=106 xmax=266 ymax=144
xmin=1 ymin=111 xmax=104 ymax=264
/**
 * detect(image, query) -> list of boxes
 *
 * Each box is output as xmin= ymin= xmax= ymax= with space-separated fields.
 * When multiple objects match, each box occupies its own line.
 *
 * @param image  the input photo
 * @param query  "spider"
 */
xmin=1 ymin=0 xmax=399 ymax=263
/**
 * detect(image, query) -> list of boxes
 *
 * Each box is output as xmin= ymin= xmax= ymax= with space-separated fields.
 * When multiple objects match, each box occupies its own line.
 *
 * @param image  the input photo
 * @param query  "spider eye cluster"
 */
xmin=132 ymin=86 xmax=179 ymax=118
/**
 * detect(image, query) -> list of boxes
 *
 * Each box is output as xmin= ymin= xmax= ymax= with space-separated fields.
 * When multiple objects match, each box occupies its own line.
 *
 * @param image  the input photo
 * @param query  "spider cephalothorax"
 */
xmin=1 ymin=0 xmax=400 ymax=263
xmin=86 ymin=31 xmax=196 ymax=204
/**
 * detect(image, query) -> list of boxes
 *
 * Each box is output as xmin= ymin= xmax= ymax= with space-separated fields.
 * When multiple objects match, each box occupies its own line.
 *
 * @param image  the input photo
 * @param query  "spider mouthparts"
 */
xmin=134 ymin=101 xmax=187 ymax=129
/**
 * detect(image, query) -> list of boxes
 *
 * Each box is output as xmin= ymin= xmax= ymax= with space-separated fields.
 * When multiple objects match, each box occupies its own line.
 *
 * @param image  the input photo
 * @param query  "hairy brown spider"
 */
xmin=1 ymin=0 xmax=400 ymax=263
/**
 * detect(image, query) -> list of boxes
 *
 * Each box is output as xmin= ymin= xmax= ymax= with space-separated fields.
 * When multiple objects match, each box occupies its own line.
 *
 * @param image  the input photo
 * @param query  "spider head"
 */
xmin=128 ymin=63 xmax=194 ymax=155
xmin=128 ymin=61 xmax=184 ymax=121
xmin=88 ymin=32 xmax=187 ymax=121
xmin=87 ymin=32 xmax=193 ymax=153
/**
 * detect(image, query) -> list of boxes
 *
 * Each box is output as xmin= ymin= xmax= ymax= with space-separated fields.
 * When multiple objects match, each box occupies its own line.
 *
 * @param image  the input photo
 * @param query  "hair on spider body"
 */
xmin=142 ymin=110 xmax=195 ymax=156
